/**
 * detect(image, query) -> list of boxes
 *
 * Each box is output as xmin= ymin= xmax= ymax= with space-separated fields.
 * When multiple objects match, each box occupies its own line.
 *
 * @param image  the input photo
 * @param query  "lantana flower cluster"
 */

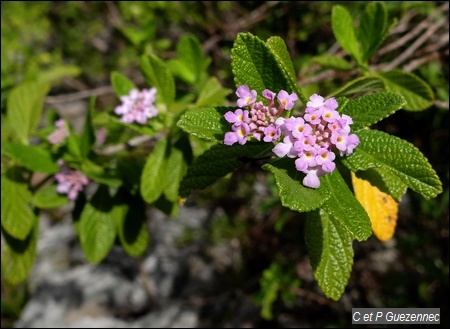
xmin=224 ymin=85 xmax=360 ymax=188
xmin=48 ymin=119 xmax=69 ymax=145
xmin=114 ymin=88 xmax=158 ymax=124
xmin=54 ymin=160 xmax=89 ymax=200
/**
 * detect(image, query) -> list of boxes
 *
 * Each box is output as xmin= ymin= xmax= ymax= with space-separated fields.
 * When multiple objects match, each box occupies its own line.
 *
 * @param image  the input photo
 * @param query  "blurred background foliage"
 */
xmin=1 ymin=1 xmax=448 ymax=327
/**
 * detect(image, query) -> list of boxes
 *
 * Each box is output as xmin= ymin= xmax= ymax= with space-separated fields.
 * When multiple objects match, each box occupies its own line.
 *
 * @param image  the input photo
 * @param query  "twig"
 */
xmin=45 ymin=86 xmax=115 ymax=104
xmin=95 ymin=132 xmax=165 ymax=156
xmin=378 ymin=2 xmax=448 ymax=56
xmin=382 ymin=15 xmax=448 ymax=71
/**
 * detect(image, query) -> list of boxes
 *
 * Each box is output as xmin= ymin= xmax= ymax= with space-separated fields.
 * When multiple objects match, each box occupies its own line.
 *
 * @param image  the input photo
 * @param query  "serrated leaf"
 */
xmin=312 ymin=55 xmax=354 ymax=71
xmin=353 ymin=167 xmax=407 ymax=202
xmin=357 ymin=2 xmax=388 ymax=63
xmin=339 ymin=91 xmax=406 ymax=130
xmin=262 ymin=158 xmax=331 ymax=212
xmin=2 ymin=143 xmax=59 ymax=174
xmin=351 ymin=172 xmax=399 ymax=242
xmin=140 ymin=137 xmax=169 ymax=203
xmin=179 ymin=142 xmax=273 ymax=198
xmin=1 ymin=217 xmax=38 ymax=285
xmin=195 ymin=77 xmax=232 ymax=107
xmin=374 ymin=70 xmax=434 ymax=111
xmin=114 ymin=190 xmax=149 ymax=257
xmin=78 ymin=185 xmax=119 ymax=263
xmin=140 ymin=54 xmax=175 ymax=108
xmin=327 ymin=76 xmax=385 ymax=98
xmin=305 ymin=209 xmax=353 ymax=301
xmin=7 ymin=81 xmax=51 ymax=144
xmin=32 ymin=185 xmax=68 ymax=209
xmin=321 ymin=169 xmax=372 ymax=241
xmin=177 ymin=106 xmax=231 ymax=142
xmin=111 ymin=71 xmax=137 ymax=96
xmin=331 ymin=5 xmax=361 ymax=64
xmin=1 ymin=167 xmax=36 ymax=240
xmin=79 ymin=97 xmax=96 ymax=159
xmin=231 ymin=33 xmax=291 ymax=100
xmin=342 ymin=129 xmax=442 ymax=199
xmin=266 ymin=36 xmax=307 ymax=104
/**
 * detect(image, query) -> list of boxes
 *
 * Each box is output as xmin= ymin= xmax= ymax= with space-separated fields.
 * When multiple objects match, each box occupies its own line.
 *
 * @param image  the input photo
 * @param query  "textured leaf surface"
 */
xmin=305 ymin=210 xmax=353 ymax=301
xmin=352 ymin=173 xmax=399 ymax=242
xmin=179 ymin=142 xmax=273 ymax=198
xmin=321 ymin=169 xmax=372 ymax=241
xmin=78 ymin=185 xmax=119 ymax=263
xmin=177 ymin=106 xmax=231 ymax=142
xmin=1 ymin=167 xmax=36 ymax=240
xmin=375 ymin=70 xmax=434 ymax=111
xmin=339 ymin=92 xmax=405 ymax=131
xmin=1 ymin=217 xmax=38 ymax=285
xmin=2 ymin=143 xmax=59 ymax=174
xmin=262 ymin=158 xmax=331 ymax=212
xmin=231 ymin=33 xmax=291 ymax=100
xmin=266 ymin=36 xmax=307 ymax=104
xmin=342 ymin=129 xmax=442 ymax=199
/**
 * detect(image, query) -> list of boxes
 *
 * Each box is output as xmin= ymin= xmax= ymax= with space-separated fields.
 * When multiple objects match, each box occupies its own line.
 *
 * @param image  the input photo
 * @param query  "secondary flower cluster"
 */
xmin=54 ymin=160 xmax=89 ymax=200
xmin=48 ymin=119 xmax=69 ymax=145
xmin=223 ymin=86 xmax=360 ymax=188
xmin=114 ymin=88 xmax=158 ymax=124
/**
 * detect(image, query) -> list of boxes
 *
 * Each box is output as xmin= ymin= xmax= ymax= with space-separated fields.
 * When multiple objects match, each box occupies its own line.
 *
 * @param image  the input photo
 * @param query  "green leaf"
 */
xmin=2 ymin=143 xmax=59 ymax=174
xmin=164 ymin=134 xmax=192 ymax=202
xmin=231 ymin=33 xmax=291 ymax=100
xmin=1 ymin=217 xmax=38 ymax=285
xmin=177 ymin=106 xmax=231 ymax=142
xmin=179 ymin=142 xmax=273 ymax=198
xmin=1 ymin=167 xmax=36 ymax=240
xmin=7 ymin=81 xmax=50 ymax=144
xmin=114 ymin=190 xmax=149 ymax=257
xmin=140 ymin=137 xmax=169 ymax=203
xmin=374 ymin=70 xmax=434 ymax=111
xmin=339 ymin=91 xmax=406 ymax=130
xmin=312 ymin=55 xmax=354 ymax=71
xmin=81 ymin=159 xmax=122 ymax=188
xmin=262 ymin=158 xmax=331 ymax=212
xmin=32 ymin=185 xmax=68 ymax=209
xmin=305 ymin=209 xmax=353 ymax=301
xmin=326 ymin=76 xmax=385 ymax=98
xmin=331 ymin=5 xmax=361 ymax=64
xmin=321 ymin=169 xmax=372 ymax=241
xmin=111 ymin=71 xmax=137 ymax=96
xmin=79 ymin=97 xmax=96 ymax=159
xmin=357 ymin=2 xmax=388 ymax=63
xmin=78 ymin=185 xmax=119 ymax=263
xmin=342 ymin=129 xmax=442 ymax=199
xmin=195 ymin=77 xmax=232 ymax=107
xmin=168 ymin=34 xmax=205 ymax=85
xmin=266 ymin=36 xmax=307 ymax=104
xmin=140 ymin=54 xmax=175 ymax=109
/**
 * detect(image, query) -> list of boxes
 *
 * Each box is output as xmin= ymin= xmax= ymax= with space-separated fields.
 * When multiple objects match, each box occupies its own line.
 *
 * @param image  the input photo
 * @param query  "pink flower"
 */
xmin=114 ymin=88 xmax=158 ymax=124
xmin=54 ymin=160 xmax=89 ymax=200
xmin=48 ymin=119 xmax=69 ymax=145
xmin=236 ymin=85 xmax=257 ymax=108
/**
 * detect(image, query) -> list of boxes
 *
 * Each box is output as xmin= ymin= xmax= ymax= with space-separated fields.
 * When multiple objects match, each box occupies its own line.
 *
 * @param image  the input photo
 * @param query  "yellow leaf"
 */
xmin=351 ymin=173 xmax=398 ymax=241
